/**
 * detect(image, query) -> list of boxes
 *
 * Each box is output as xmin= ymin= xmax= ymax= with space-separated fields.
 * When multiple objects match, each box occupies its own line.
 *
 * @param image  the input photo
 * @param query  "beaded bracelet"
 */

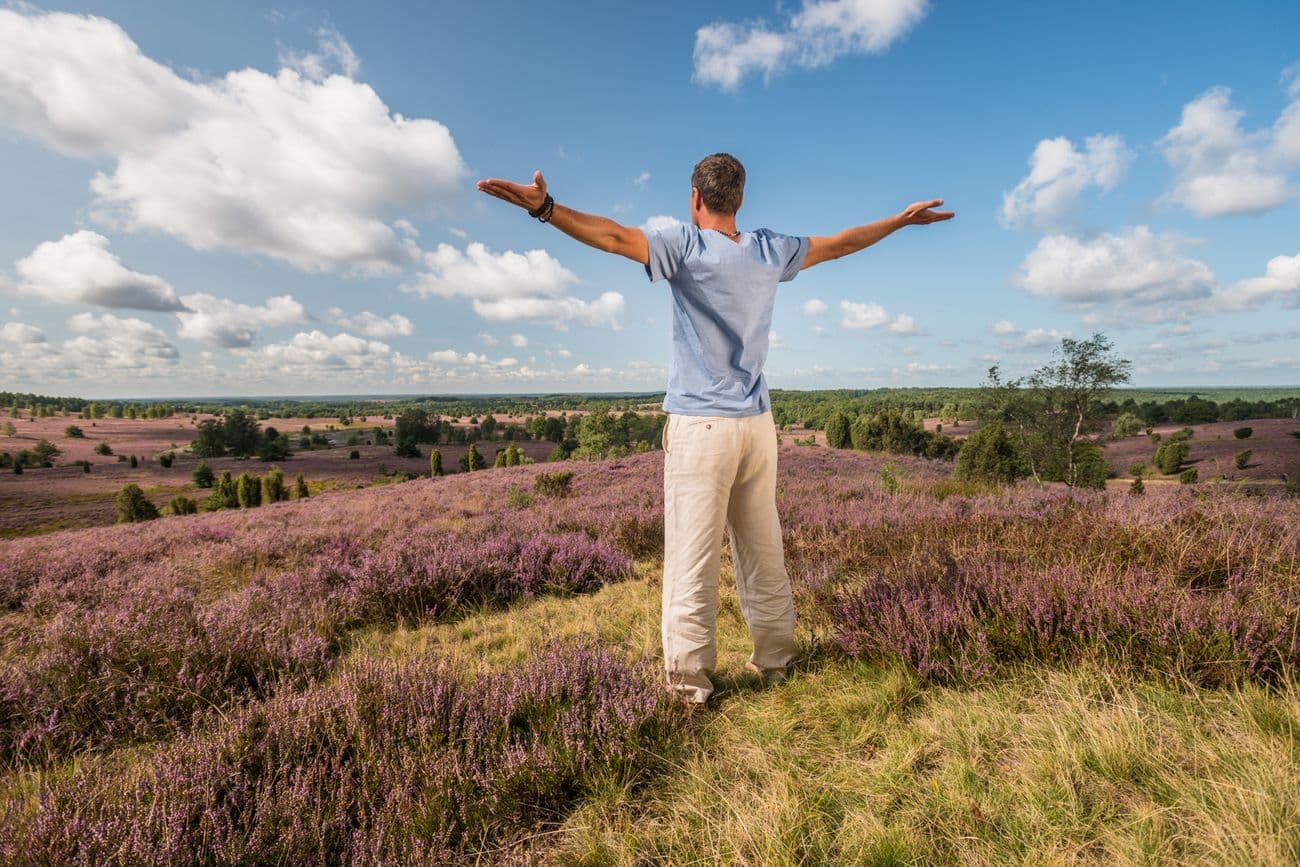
xmin=538 ymin=197 xmax=556 ymax=223
xmin=528 ymin=193 xmax=554 ymax=220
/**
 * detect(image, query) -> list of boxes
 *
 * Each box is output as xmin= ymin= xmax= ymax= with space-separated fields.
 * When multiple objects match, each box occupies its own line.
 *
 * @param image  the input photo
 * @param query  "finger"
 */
xmin=533 ymin=170 xmax=546 ymax=193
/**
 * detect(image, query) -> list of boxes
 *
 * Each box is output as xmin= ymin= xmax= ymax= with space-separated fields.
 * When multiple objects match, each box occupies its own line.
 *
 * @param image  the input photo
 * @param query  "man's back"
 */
xmin=644 ymin=223 xmax=808 ymax=417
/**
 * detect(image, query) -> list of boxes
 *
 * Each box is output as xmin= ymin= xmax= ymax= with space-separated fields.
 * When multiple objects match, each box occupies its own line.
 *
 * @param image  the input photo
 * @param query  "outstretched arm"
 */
xmin=801 ymin=199 xmax=954 ymax=270
xmin=476 ymin=171 xmax=649 ymax=265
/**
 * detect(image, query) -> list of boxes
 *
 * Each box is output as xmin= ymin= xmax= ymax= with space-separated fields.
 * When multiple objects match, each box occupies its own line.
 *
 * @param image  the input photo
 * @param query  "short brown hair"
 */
xmin=691 ymin=153 xmax=745 ymax=215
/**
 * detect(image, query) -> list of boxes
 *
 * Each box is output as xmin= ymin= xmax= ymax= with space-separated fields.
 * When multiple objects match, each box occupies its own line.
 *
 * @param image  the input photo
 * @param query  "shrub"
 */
xmin=1154 ymin=439 xmax=1189 ymax=474
xmin=394 ymin=438 xmax=420 ymax=458
xmin=168 ymin=495 xmax=198 ymax=516
xmin=1111 ymin=412 xmax=1144 ymax=437
xmin=825 ymin=411 xmax=851 ymax=449
xmin=349 ymin=449 xmax=361 ymax=460
xmin=94 ymin=441 xmax=113 ymax=455
xmin=1149 ymin=432 xmax=1162 ymax=443
xmin=1233 ymin=427 xmax=1253 ymax=440
xmin=115 ymin=484 xmax=159 ymax=523
xmin=192 ymin=462 xmax=214 ymax=488
xmin=158 ymin=452 xmax=174 ymax=468
xmin=295 ymin=473 xmax=310 ymax=499
xmin=129 ymin=455 xmax=138 ymax=468
xmin=430 ymin=448 xmax=443 ymax=477
xmin=1129 ymin=477 xmax=1145 ymax=495
xmin=1235 ymin=450 xmax=1252 ymax=470
xmin=1128 ymin=462 xmax=1146 ymax=478
xmin=955 ymin=423 xmax=1023 ymax=485
xmin=236 ymin=472 xmax=261 ymax=508
xmin=1179 ymin=468 xmax=1199 ymax=484
xmin=506 ymin=483 xmax=533 ymax=509
xmin=547 ymin=444 xmax=568 ymax=462
xmin=459 ymin=442 xmax=485 ymax=472
xmin=1069 ymin=441 xmax=1109 ymax=489
xmin=64 ymin=425 xmax=85 ymax=438
xmin=262 ymin=466 xmax=288 ymax=503
xmin=534 ymin=470 xmax=574 ymax=498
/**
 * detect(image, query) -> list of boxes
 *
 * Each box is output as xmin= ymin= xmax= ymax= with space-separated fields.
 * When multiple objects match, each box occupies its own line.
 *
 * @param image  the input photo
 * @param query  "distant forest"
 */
xmin=3 ymin=386 xmax=1298 ymax=429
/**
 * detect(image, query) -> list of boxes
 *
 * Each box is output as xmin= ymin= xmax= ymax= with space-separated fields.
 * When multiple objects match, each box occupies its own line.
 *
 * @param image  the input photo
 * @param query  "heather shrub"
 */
xmin=1235 ymin=449 xmax=1252 ymax=470
xmin=114 ymin=484 xmax=159 ymax=523
xmin=4 ymin=642 xmax=683 ymax=866
xmin=1180 ymin=468 xmax=1199 ymax=484
xmin=1234 ymin=426 xmax=1253 ymax=440
xmin=955 ymin=423 xmax=1023 ymax=484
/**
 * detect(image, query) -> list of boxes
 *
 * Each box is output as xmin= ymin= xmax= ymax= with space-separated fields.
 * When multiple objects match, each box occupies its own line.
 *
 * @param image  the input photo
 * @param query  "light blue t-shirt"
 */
xmin=643 ymin=222 xmax=808 ymax=417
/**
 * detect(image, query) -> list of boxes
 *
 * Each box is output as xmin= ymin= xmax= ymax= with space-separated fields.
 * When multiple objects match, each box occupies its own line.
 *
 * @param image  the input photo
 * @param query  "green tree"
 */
xmin=64 ymin=424 xmax=85 ymax=438
xmin=1154 ymin=440 xmax=1190 ymax=475
xmin=115 ymin=484 xmax=159 ymax=523
xmin=1233 ymin=427 xmax=1253 ymax=440
xmin=191 ymin=419 xmax=226 ymax=458
xmin=294 ymin=473 xmax=310 ymax=498
xmin=430 ymin=448 xmax=444 ymax=477
xmin=30 ymin=439 xmax=61 ymax=466
xmin=222 ymin=409 xmax=261 ymax=457
xmin=1235 ymin=449 xmax=1252 ymax=470
xmin=262 ymin=466 xmax=288 ymax=502
xmin=1111 ymin=412 xmax=1144 ymax=437
xmin=257 ymin=427 xmax=291 ymax=461
xmin=168 ymin=496 xmax=198 ymax=516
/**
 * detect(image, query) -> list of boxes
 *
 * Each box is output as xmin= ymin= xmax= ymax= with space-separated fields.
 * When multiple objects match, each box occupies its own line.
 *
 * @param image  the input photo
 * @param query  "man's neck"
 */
xmin=696 ymin=215 xmax=739 ymax=238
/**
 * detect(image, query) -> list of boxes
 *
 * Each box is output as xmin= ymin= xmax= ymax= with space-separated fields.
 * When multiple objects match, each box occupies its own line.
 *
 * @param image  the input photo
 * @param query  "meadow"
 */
xmin=0 ymin=438 xmax=1296 ymax=864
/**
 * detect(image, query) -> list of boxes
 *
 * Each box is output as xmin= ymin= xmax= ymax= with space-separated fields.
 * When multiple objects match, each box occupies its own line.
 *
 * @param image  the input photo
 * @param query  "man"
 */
xmin=478 ymin=153 xmax=953 ymax=704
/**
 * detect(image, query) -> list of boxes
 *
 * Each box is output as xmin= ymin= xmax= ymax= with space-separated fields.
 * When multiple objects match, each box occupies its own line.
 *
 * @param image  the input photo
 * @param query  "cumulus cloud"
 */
xmin=176 ymin=293 xmax=307 ymax=347
xmin=839 ymin=300 xmax=919 ymax=334
xmin=0 ymin=10 xmax=466 ymax=272
xmin=15 ymin=231 xmax=188 ymax=311
xmin=642 ymin=215 xmax=683 ymax=233
xmin=428 ymin=349 xmax=518 ymax=368
xmin=326 ymin=307 xmax=415 ymax=338
xmin=694 ymin=0 xmax=929 ymax=91
xmin=278 ymin=25 xmax=359 ymax=81
xmin=803 ymin=297 xmax=828 ymax=316
xmin=991 ymin=319 xmax=1020 ymax=335
xmin=1015 ymin=226 xmax=1216 ymax=313
xmin=1218 ymin=252 xmax=1300 ymax=310
xmin=232 ymin=329 xmax=392 ymax=373
xmin=65 ymin=312 xmax=179 ymax=367
xmin=1159 ymin=85 xmax=1296 ymax=217
xmin=478 ymin=332 xmax=499 ymax=346
xmin=403 ymin=242 xmax=624 ymax=328
xmin=1001 ymin=134 xmax=1132 ymax=228
xmin=0 ymin=322 xmax=46 ymax=343
xmin=510 ymin=333 xmax=528 ymax=347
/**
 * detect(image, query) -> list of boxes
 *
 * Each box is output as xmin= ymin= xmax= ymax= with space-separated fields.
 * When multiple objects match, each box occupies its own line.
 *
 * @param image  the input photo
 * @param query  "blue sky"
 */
xmin=1 ymin=0 xmax=1298 ymax=398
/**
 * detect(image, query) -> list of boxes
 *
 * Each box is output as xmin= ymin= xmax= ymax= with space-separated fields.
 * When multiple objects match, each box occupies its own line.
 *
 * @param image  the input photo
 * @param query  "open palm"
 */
xmin=900 ymin=198 xmax=955 ymax=225
xmin=476 ymin=170 xmax=548 ymax=212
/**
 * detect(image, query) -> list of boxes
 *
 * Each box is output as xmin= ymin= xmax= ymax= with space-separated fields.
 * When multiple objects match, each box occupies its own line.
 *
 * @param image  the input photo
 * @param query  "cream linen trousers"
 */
xmin=660 ymin=409 xmax=796 ymax=703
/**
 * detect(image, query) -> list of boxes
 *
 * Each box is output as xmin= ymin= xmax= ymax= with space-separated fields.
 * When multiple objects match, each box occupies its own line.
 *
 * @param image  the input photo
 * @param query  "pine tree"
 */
xmin=430 ymin=449 xmax=443 ymax=477
xmin=295 ymin=473 xmax=310 ymax=499
xmin=262 ymin=466 xmax=287 ymax=502
xmin=192 ymin=461 xmax=215 ymax=488
xmin=116 ymin=484 xmax=159 ymax=523
xmin=236 ymin=472 xmax=261 ymax=508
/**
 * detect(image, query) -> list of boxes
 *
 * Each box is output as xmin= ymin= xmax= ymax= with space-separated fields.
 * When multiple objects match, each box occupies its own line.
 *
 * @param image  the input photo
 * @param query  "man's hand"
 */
xmin=476 ymin=170 xmax=549 ymax=213
xmin=897 ymin=198 xmax=955 ymax=226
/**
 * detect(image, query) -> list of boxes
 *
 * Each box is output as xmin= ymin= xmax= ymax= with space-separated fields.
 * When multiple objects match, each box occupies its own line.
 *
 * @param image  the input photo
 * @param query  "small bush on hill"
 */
xmin=115 ymin=484 xmax=159 ymax=523
xmin=1235 ymin=450 xmax=1252 ymax=470
xmin=1179 ymin=468 xmax=1198 ymax=484
xmin=1233 ymin=426 xmax=1253 ymax=440
xmin=955 ymin=423 xmax=1024 ymax=485
xmin=534 ymin=470 xmax=574 ymax=498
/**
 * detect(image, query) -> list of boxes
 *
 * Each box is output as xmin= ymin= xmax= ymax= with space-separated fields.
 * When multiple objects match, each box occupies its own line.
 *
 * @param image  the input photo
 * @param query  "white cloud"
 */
xmin=1019 ymin=327 xmax=1069 ymax=348
xmin=886 ymin=313 xmax=924 ymax=336
xmin=633 ymin=171 xmax=651 ymax=187
xmin=232 ymin=329 xmax=392 ymax=372
xmin=803 ymin=297 xmax=828 ymax=315
xmin=176 ymin=293 xmax=306 ymax=347
xmin=1001 ymin=134 xmax=1131 ymax=228
xmin=478 ymin=332 xmax=499 ymax=346
xmin=769 ymin=329 xmax=785 ymax=348
xmin=64 ymin=312 xmax=179 ymax=368
xmin=510 ymin=333 xmax=528 ymax=347
xmin=1015 ymin=226 xmax=1216 ymax=312
xmin=326 ymin=307 xmax=415 ymax=338
xmin=642 ymin=215 xmax=683 ymax=233
xmin=812 ymin=325 xmax=830 ymax=338
xmin=0 ymin=322 xmax=46 ymax=343
xmin=839 ymin=300 xmax=918 ymax=334
xmin=1159 ymin=86 xmax=1294 ymax=217
xmin=1218 ymin=253 xmax=1300 ymax=310
xmin=15 ymin=231 xmax=188 ymax=311
xmin=694 ymin=0 xmax=930 ymax=91
xmin=428 ymin=349 xmax=517 ymax=368
xmin=0 ymin=10 xmax=466 ymax=272
xmin=403 ymin=241 xmax=624 ymax=328
xmin=557 ymin=348 xmax=572 ymax=358
xmin=278 ymin=25 xmax=359 ymax=81
xmin=991 ymin=319 xmax=1020 ymax=335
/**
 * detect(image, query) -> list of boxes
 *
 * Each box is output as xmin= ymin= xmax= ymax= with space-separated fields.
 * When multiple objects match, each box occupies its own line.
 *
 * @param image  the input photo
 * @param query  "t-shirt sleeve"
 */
xmin=643 ymin=224 xmax=690 ymax=282
xmin=774 ymin=232 xmax=810 ymax=282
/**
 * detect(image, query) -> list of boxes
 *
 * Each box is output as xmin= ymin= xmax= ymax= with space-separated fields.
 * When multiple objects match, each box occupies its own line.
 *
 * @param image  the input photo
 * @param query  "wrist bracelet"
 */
xmin=538 ymin=197 xmax=556 ymax=223
xmin=528 ymin=193 xmax=554 ymax=219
